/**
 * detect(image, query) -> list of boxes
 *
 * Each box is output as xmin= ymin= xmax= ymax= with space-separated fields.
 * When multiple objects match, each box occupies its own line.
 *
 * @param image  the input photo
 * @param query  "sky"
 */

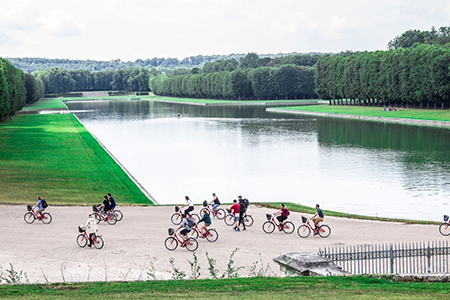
xmin=1 ymin=0 xmax=450 ymax=62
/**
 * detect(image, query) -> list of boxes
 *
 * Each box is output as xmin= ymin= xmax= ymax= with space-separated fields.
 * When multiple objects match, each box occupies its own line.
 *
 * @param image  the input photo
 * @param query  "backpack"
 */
xmin=243 ymin=198 xmax=249 ymax=209
xmin=41 ymin=199 xmax=48 ymax=208
xmin=186 ymin=218 xmax=196 ymax=228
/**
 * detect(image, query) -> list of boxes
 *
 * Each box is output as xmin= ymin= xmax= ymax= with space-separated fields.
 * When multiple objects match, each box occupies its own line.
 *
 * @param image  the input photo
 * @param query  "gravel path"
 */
xmin=0 ymin=205 xmax=446 ymax=283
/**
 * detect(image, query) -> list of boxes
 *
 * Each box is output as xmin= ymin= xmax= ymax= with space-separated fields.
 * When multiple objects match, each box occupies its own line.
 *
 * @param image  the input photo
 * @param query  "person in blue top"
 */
xmin=197 ymin=209 xmax=212 ymax=238
xmin=107 ymin=193 xmax=116 ymax=211
xmin=32 ymin=196 xmax=45 ymax=219
xmin=176 ymin=213 xmax=194 ymax=246
xmin=312 ymin=204 xmax=324 ymax=235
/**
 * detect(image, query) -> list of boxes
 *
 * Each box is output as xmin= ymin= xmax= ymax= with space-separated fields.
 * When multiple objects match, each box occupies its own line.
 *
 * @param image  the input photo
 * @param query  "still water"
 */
xmin=68 ymin=100 xmax=450 ymax=221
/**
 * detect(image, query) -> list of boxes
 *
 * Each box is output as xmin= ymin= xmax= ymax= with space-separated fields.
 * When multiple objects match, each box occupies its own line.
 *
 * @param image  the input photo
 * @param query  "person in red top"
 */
xmin=274 ymin=203 xmax=290 ymax=229
xmin=229 ymin=199 xmax=241 ymax=232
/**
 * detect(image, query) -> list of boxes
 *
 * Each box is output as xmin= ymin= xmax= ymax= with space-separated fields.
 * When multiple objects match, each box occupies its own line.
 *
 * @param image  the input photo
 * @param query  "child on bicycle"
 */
xmin=176 ymin=213 xmax=194 ymax=246
xmin=274 ymin=203 xmax=290 ymax=230
xmin=197 ymin=209 xmax=212 ymax=237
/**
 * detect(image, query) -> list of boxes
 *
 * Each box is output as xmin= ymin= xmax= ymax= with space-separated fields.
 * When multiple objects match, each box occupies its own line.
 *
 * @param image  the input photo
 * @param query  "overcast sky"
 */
xmin=1 ymin=0 xmax=450 ymax=61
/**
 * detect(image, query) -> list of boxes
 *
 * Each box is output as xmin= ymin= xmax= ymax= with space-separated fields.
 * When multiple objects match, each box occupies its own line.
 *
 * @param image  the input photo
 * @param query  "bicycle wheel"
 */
xmin=297 ymin=225 xmax=311 ymax=238
xmin=41 ymin=212 xmax=52 ymax=224
xmin=171 ymin=213 xmax=182 ymax=225
xmin=113 ymin=209 xmax=123 ymax=221
xmin=318 ymin=225 xmax=331 ymax=238
xmin=106 ymin=213 xmax=117 ymax=225
xmin=243 ymin=215 xmax=254 ymax=227
xmin=164 ymin=237 xmax=178 ymax=251
xmin=24 ymin=212 xmax=35 ymax=224
xmin=282 ymin=221 xmax=295 ymax=234
xmin=215 ymin=208 xmax=226 ymax=220
xmin=95 ymin=213 xmax=102 ymax=224
xmin=77 ymin=234 xmax=87 ymax=248
xmin=185 ymin=237 xmax=199 ymax=252
xmin=224 ymin=214 xmax=235 ymax=226
xmin=205 ymin=229 xmax=218 ymax=242
xmin=262 ymin=221 xmax=275 ymax=234
xmin=93 ymin=235 xmax=104 ymax=249
xmin=191 ymin=213 xmax=200 ymax=223
xmin=188 ymin=228 xmax=199 ymax=239
xmin=439 ymin=223 xmax=450 ymax=236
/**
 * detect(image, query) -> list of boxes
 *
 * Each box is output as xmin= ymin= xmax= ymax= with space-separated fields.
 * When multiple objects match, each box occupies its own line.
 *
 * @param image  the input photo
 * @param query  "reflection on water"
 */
xmin=68 ymin=100 xmax=450 ymax=221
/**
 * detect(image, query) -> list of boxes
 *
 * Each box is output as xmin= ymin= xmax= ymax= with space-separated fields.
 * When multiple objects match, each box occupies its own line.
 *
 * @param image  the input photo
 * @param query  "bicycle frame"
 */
xmin=269 ymin=215 xmax=286 ymax=230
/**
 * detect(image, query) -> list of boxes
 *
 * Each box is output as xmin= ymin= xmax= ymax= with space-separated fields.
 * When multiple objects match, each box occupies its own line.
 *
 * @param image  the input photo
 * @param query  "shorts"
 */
xmin=205 ymin=223 xmax=211 ymax=227
xmin=314 ymin=217 xmax=324 ymax=224
xmin=35 ymin=208 xmax=44 ymax=214
xmin=277 ymin=215 xmax=287 ymax=223
xmin=180 ymin=229 xmax=190 ymax=236
xmin=233 ymin=214 xmax=239 ymax=222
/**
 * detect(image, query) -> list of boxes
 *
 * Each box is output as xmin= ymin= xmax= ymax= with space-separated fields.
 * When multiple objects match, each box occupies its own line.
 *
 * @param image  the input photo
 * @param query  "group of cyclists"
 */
xmin=30 ymin=193 xmax=117 ymax=247
xmin=174 ymin=193 xmax=326 ymax=246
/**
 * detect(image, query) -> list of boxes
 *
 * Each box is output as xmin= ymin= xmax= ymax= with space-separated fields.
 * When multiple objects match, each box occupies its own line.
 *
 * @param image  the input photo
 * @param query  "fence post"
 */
xmin=427 ymin=242 xmax=431 ymax=273
xmin=389 ymin=244 xmax=394 ymax=274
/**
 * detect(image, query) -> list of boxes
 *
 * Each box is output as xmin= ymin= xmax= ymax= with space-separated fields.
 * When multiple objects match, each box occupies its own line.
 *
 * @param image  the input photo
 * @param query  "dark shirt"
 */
xmin=103 ymin=199 xmax=110 ymax=211
xmin=317 ymin=208 xmax=324 ymax=218
xmin=198 ymin=213 xmax=211 ymax=225
xmin=109 ymin=196 xmax=116 ymax=209
xmin=281 ymin=208 xmax=289 ymax=217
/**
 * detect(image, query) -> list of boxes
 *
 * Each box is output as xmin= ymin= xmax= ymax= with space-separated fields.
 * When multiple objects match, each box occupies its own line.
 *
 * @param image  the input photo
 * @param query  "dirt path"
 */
xmin=0 ymin=205 xmax=446 ymax=283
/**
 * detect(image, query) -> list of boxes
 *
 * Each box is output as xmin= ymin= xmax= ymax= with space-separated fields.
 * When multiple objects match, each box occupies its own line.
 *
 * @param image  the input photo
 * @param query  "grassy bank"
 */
xmin=258 ymin=203 xmax=440 ymax=225
xmin=273 ymin=105 xmax=450 ymax=122
xmin=0 ymin=276 xmax=448 ymax=299
xmin=0 ymin=114 xmax=152 ymax=205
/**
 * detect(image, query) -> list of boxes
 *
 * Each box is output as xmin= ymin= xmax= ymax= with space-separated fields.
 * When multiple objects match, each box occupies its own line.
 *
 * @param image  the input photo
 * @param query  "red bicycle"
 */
xmin=187 ymin=223 xmax=219 ymax=242
xmin=24 ymin=205 xmax=52 ymax=224
xmin=76 ymin=226 xmax=104 ymax=249
xmin=170 ymin=206 xmax=200 ymax=225
xmin=439 ymin=214 xmax=450 ymax=236
xmin=164 ymin=228 xmax=199 ymax=251
xmin=203 ymin=204 xmax=226 ymax=220
xmin=93 ymin=206 xmax=117 ymax=225
xmin=297 ymin=216 xmax=331 ymax=238
xmin=262 ymin=213 xmax=295 ymax=234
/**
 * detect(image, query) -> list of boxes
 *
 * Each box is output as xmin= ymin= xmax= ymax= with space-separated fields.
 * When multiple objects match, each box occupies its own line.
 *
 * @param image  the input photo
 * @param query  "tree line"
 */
xmin=315 ymin=44 xmax=450 ymax=108
xmin=150 ymin=64 xmax=317 ymax=100
xmin=0 ymin=58 xmax=44 ymax=121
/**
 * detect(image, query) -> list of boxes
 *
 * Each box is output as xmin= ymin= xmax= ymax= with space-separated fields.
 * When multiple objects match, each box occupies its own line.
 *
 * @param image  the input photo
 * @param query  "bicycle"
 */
xmin=439 ymin=214 xmax=450 ymax=236
xmin=76 ymin=226 xmax=104 ymax=249
xmin=297 ymin=216 xmax=331 ymax=238
xmin=111 ymin=207 xmax=123 ymax=221
xmin=93 ymin=205 xmax=117 ymax=225
xmin=164 ymin=228 xmax=199 ymax=251
xmin=203 ymin=203 xmax=226 ymax=220
xmin=187 ymin=223 xmax=219 ymax=242
xmin=170 ymin=206 xmax=200 ymax=225
xmin=262 ymin=213 xmax=295 ymax=234
xmin=224 ymin=211 xmax=254 ymax=227
xmin=24 ymin=205 xmax=52 ymax=224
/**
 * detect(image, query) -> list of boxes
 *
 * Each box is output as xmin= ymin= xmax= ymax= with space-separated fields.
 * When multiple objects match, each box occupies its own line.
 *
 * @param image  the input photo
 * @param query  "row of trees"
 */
xmin=0 ymin=58 xmax=44 ymax=121
xmin=315 ymin=44 xmax=450 ymax=108
xmin=33 ymin=68 xmax=153 ymax=94
xmin=150 ymin=64 xmax=316 ymax=100
xmin=388 ymin=26 xmax=450 ymax=50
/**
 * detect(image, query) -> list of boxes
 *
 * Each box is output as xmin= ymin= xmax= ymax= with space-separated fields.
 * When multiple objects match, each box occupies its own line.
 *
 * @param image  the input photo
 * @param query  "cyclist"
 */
xmin=273 ymin=203 xmax=290 ymax=230
xmin=197 ymin=209 xmax=212 ymax=238
xmin=107 ymin=193 xmax=116 ymax=212
xmin=209 ymin=193 xmax=220 ymax=216
xmin=84 ymin=213 xmax=98 ymax=247
xmin=229 ymin=199 xmax=241 ymax=232
xmin=99 ymin=195 xmax=110 ymax=214
xmin=176 ymin=213 xmax=194 ymax=246
xmin=311 ymin=204 xmax=324 ymax=235
xmin=181 ymin=196 xmax=194 ymax=216
xmin=32 ymin=196 xmax=45 ymax=219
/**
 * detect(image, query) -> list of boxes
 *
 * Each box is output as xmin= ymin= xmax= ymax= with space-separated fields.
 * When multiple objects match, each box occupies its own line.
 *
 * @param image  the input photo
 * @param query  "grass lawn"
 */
xmin=0 ymin=276 xmax=448 ymax=299
xmin=0 ymin=114 xmax=152 ymax=205
xmin=276 ymin=105 xmax=450 ymax=122
xmin=22 ymin=98 xmax=69 ymax=110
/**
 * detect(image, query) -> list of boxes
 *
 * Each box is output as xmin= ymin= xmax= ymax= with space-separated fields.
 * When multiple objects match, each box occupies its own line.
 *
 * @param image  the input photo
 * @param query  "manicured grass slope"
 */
xmin=22 ymin=98 xmax=68 ymax=109
xmin=0 ymin=114 xmax=151 ymax=205
xmin=280 ymin=105 xmax=450 ymax=122
xmin=0 ymin=276 xmax=448 ymax=299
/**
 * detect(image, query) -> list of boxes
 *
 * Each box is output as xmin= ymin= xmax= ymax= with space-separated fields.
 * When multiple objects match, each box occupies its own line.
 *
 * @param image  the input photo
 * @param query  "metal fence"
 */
xmin=319 ymin=241 xmax=450 ymax=275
